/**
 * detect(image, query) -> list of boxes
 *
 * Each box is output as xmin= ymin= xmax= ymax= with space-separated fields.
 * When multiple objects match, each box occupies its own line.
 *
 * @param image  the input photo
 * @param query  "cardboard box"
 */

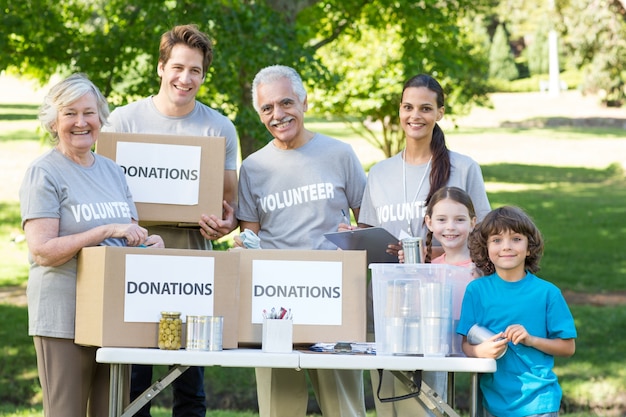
xmin=96 ymin=132 xmax=225 ymax=224
xmin=237 ymin=250 xmax=367 ymax=346
xmin=75 ymin=246 xmax=240 ymax=348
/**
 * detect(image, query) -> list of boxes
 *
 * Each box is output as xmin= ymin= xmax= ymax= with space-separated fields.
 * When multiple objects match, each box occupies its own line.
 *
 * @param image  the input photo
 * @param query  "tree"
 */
xmin=526 ymin=21 xmax=550 ymax=76
xmin=1 ymin=0 xmax=491 ymax=159
xmin=0 ymin=0 xmax=89 ymax=80
xmin=481 ymin=0 xmax=626 ymax=103
xmin=1 ymin=0 xmax=315 ymax=157
xmin=561 ymin=0 xmax=626 ymax=105
xmin=310 ymin=1 xmax=492 ymax=158
xmin=489 ymin=23 xmax=519 ymax=81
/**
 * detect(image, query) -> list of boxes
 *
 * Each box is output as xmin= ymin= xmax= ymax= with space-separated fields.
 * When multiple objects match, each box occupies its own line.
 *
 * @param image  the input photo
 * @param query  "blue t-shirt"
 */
xmin=457 ymin=272 xmax=577 ymax=416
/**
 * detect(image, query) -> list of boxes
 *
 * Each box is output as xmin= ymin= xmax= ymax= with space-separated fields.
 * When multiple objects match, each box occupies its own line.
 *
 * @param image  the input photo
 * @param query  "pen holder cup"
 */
xmin=262 ymin=319 xmax=293 ymax=353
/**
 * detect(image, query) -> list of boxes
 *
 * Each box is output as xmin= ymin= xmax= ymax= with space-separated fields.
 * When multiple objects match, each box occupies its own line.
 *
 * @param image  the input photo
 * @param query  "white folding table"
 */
xmin=96 ymin=348 xmax=495 ymax=417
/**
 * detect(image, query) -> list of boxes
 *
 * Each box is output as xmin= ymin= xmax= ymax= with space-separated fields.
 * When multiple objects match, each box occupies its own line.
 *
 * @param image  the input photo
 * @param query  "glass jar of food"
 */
xmin=158 ymin=311 xmax=182 ymax=350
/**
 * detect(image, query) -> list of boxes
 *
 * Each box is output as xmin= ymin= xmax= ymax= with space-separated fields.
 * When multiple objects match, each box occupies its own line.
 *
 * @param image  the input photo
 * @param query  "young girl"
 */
xmin=399 ymin=186 xmax=477 ymax=267
xmin=424 ymin=186 xmax=476 ymax=266
xmin=457 ymin=206 xmax=577 ymax=417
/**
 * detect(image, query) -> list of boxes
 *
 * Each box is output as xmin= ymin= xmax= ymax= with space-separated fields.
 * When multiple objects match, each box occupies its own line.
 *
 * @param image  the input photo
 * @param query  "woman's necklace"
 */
xmin=402 ymin=149 xmax=432 ymax=236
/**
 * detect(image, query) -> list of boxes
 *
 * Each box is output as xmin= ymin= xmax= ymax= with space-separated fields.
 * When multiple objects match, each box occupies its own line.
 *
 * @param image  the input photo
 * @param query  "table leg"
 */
xmin=470 ymin=373 xmax=480 ymax=417
xmin=108 ymin=363 xmax=125 ymax=417
xmin=121 ymin=365 xmax=189 ymax=417
xmin=447 ymin=372 xmax=455 ymax=408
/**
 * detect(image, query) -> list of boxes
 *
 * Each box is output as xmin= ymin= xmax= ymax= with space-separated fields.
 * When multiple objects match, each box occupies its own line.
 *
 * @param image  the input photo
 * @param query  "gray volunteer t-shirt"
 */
xmin=359 ymin=151 xmax=491 ymax=240
xmin=237 ymin=133 xmax=366 ymax=250
xmin=20 ymin=149 xmax=137 ymax=338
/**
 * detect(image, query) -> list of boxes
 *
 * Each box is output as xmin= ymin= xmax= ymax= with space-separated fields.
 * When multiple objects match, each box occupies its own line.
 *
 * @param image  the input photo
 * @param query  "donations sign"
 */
xmin=116 ymin=142 xmax=201 ymax=205
xmin=250 ymin=260 xmax=343 ymax=326
xmin=124 ymin=254 xmax=215 ymax=322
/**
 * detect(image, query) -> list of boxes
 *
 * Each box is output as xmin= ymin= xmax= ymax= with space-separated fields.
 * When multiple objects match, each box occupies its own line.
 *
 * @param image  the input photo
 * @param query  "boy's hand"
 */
xmin=504 ymin=324 xmax=531 ymax=346
xmin=481 ymin=332 xmax=509 ymax=359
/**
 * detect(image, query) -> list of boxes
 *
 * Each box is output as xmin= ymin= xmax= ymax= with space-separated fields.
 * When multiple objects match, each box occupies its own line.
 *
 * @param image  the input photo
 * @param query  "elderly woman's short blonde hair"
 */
xmin=38 ymin=73 xmax=109 ymax=141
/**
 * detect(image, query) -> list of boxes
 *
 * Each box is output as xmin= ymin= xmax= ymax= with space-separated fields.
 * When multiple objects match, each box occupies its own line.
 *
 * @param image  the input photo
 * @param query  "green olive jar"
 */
xmin=158 ymin=311 xmax=182 ymax=350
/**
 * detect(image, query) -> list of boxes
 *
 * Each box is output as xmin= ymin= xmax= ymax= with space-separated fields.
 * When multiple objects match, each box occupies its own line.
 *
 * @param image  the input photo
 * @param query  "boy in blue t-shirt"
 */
xmin=457 ymin=206 xmax=577 ymax=417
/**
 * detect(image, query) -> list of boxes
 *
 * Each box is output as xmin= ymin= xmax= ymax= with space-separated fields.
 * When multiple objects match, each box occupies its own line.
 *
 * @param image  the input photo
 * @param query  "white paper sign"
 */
xmin=250 ymin=260 xmax=343 ymax=325
xmin=115 ymin=142 xmax=201 ymax=205
xmin=124 ymin=254 xmax=215 ymax=322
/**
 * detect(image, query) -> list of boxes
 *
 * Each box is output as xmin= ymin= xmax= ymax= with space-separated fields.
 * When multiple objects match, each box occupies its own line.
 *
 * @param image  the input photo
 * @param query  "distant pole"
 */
xmin=548 ymin=0 xmax=560 ymax=96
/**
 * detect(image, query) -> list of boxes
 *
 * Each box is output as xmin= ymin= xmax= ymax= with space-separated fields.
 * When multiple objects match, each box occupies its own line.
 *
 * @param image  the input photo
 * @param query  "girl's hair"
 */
xmin=38 ymin=73 xmax=109 ymax=142
xmin=424 ymin=186 xmax=476 ymax=263
xmin=401 ymin=74 xmax=450 ymax=205
xmin=159 ymin=24 xmax=213 ymax=77
xmin=469 ymin=206 xmax=544 ymax=276
xmin=251 ymin=65 xmax=307 ymax=113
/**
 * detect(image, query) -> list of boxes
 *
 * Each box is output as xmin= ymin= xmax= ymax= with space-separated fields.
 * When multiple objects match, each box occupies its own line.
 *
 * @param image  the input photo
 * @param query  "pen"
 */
xmin=264 ymin=307 xmax=294 ymax=319
xmin=341 ymin=209 xmax=350 ymax=226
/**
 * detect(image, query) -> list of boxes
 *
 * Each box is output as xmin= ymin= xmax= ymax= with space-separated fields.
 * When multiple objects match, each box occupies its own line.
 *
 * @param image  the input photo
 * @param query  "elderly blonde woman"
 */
xmin=19 ymin=73 xmax=163 ymax=417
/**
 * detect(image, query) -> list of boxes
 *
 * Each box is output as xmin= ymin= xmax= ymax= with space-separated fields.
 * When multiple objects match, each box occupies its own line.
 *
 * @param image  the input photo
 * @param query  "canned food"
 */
xmin=467 ymin=324 xmax=507 ymax=359
xmin=401 ymin=237 xmax=423 ymax=264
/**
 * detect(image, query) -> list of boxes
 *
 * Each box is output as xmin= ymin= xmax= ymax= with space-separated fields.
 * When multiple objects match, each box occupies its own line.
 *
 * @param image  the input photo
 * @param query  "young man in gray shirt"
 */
xmin=103 ymin=24 xmax=239 ymax=417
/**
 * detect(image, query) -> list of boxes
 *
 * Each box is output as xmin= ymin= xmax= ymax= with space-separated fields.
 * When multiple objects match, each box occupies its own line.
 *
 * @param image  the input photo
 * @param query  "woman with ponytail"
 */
xmin=358 ymin=73 xmax=490 ymax=257
xmin=357 ymin=74 xmax=491 ymax=417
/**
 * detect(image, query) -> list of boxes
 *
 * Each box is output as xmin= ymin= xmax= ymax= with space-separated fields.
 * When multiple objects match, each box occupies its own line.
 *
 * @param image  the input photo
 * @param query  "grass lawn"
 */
xmin=1 ymin=101 xmax=625 ymax=416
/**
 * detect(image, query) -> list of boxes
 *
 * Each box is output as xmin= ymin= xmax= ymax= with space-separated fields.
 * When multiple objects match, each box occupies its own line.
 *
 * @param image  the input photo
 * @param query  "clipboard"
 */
xmin=324 ymin=227 xmax=399 ymax=264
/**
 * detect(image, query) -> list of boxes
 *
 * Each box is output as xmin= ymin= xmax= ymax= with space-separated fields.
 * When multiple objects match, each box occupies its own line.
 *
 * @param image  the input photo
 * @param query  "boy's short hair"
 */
xmin=469 ymin=206 xmax=544 ymax=276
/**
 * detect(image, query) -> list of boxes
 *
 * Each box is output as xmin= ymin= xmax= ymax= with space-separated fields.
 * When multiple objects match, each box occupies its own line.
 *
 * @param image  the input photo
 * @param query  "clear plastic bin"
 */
xmin=370 ymin=263 xmax=473 ymax=356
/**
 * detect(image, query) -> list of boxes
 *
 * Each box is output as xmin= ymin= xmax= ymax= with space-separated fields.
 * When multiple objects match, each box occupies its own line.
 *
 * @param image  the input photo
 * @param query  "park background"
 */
xmin=2 ymin=0 xmax=626 ymax=416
